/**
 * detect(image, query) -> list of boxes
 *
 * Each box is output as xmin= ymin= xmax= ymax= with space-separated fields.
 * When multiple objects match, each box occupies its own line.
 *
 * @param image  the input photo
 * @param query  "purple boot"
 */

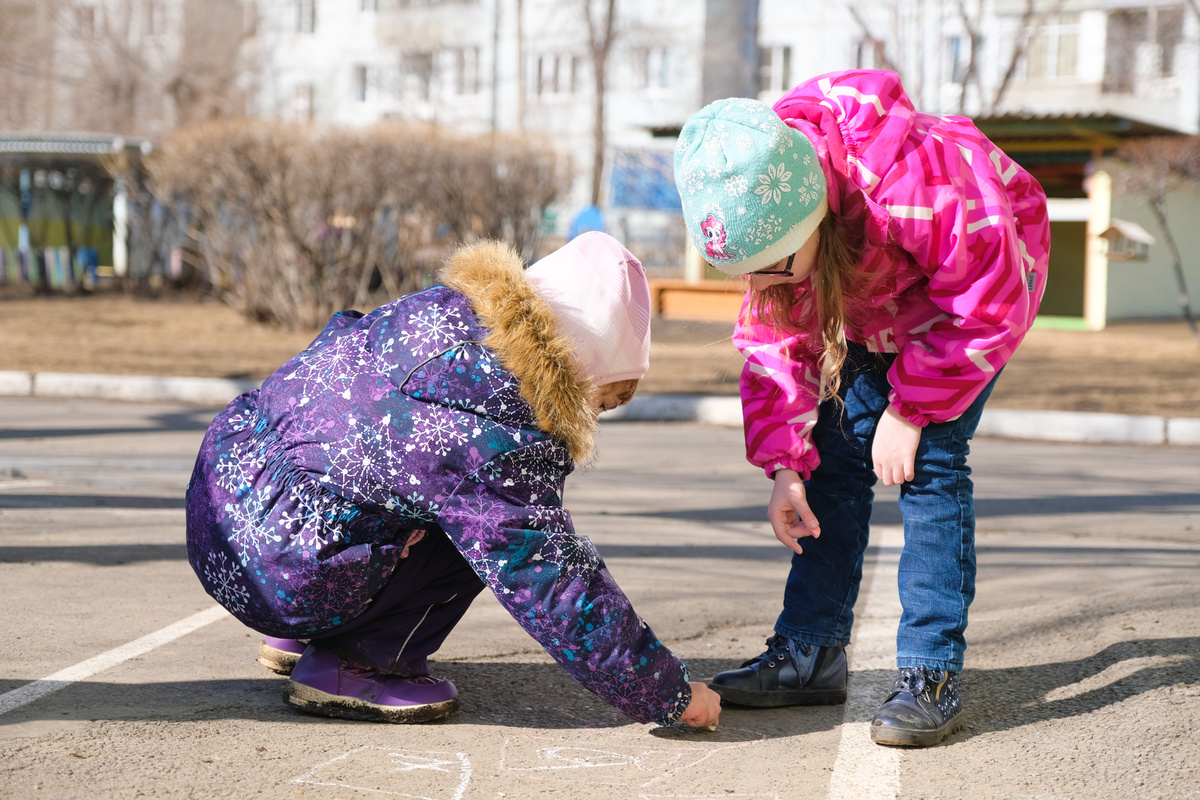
xmin=258 ymin=636 xmax=307 ymax=675
xmin=283 ymin=645 xmax=459 ymax=724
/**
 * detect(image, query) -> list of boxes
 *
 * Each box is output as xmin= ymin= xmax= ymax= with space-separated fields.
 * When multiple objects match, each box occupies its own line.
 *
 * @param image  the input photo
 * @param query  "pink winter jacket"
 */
xmin=734 ymin=70 xmax=1051 ymax=479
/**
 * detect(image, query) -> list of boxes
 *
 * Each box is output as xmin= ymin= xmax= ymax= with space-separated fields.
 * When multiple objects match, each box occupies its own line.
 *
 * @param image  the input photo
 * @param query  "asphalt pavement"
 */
xmin=1 ymin=396 xmax=1198 ymax=799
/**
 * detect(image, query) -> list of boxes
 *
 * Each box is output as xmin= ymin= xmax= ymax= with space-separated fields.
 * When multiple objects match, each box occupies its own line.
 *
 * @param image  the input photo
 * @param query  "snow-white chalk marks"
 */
xmin=293 ymin=747 xmax=472 ymax=800
xmin=500 ymin=733 xmax=768 ymax=790
xmin=293 ymin=735 xmax=776 ymax=799
xmin=286 ymin=528 xmax=905 ymax=800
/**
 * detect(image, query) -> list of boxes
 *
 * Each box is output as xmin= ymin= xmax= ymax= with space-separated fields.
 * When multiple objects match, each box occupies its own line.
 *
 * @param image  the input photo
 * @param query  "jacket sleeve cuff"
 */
xmin=887 ymin=392 xmax=932 ymax=428
xmin=764 ymin=458 xmax=813 ymax=482
xmin=654 ymin=678 xmax=693 ymax=726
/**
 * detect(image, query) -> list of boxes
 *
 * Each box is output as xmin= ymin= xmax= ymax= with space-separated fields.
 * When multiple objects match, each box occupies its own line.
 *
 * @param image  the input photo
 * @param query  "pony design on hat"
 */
xmin=700 ymin=214 xmax=734 ymax=261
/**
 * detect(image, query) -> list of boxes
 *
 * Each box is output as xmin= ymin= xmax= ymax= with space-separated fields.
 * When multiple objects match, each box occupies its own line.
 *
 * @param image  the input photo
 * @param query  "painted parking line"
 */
xmin=0 ymin=605 xmax=228 ymax=716
xmin=828 ymin=524 xmax=903 ymax=800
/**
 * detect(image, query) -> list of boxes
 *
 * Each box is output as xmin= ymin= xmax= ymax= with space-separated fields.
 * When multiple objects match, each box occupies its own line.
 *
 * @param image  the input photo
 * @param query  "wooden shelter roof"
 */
xmin=973 ymin=112 xmax=1186 ymax=197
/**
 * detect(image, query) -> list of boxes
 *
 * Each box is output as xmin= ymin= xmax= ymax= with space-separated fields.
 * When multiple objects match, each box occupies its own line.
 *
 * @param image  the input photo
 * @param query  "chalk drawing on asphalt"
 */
xmin=637 ymin=794 xmax=783 ymax=800
xmin=499 ymin=731 xmax=769 ymax=790
xmin=293 ymin=746 xmax=471 ymax=800
xmin=503 ymin=746 xmax=649 ymax=770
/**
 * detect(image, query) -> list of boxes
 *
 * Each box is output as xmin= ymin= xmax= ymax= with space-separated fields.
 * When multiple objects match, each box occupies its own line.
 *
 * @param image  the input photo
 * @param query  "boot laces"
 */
xmin=743 ymin=635 xmax=813 ymax=669
xmin=895 ymin=665 xmax=942 ymax=698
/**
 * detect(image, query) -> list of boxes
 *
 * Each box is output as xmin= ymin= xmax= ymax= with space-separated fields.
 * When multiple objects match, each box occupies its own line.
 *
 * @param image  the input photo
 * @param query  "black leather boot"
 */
xmin=870 ymin=666 xmax=963 ymax=747
xmin=710 ymin=634 xmax=847 ymax=707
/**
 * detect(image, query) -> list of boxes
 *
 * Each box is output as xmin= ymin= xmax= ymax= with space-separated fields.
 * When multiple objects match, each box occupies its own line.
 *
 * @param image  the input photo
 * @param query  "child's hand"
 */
xmin=872 ymin=405 xmax=921 ymax=486
xmin=400 ymin=529 xmax=426 ymax=558
xmin=768 ymin=469 xmax=820 ymax=555
xmin=680 ymin=682 xmax=722 ymax=729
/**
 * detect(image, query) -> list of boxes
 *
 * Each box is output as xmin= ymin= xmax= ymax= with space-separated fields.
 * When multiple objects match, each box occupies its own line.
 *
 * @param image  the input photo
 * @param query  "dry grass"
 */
xmin=1 ymin=292 xmax=1197 ymax=418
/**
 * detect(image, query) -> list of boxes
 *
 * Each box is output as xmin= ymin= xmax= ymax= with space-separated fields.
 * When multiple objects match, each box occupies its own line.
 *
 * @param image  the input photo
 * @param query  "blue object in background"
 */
xmin=79 ymin=246 xmax=100 ymax=285
xmin=608 ymin=150 xmax=682 ymax=212
xmin=567 ymin=205 xmax=606 ymax=240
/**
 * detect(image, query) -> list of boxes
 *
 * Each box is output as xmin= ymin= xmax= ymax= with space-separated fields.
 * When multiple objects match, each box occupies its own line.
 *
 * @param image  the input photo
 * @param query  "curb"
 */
xmin=607 ymin=395 xmax=1200 ymax=447
xmin=2 ymin=371 xmax=259 ymax=407
xmin=2 ymin=370 xmax=1197 ymax=447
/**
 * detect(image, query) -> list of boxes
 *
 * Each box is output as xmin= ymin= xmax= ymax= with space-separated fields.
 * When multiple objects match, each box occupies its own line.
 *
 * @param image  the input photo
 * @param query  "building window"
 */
xmin=854 ymin=37 xmax=883 ymax=71
xmin=353 ymin=65 xmax=370 ymax=102
xmin=569 ymin=55 xmax=581 ymax=94
xmin=1157 ymin=6 xmax=1184 ymax=76
xmin=452 ymin=47 xmax=480 ymax=95
xmin=292 ymin=83 xmax=315 ymax=121
xmin=535 ymin=55 xmax=553 ymax=96
xmin=297 ymin=0 xmax=316 ymax=34
xmin=1024 ymin=12 xmax=1078 ymax=80
xmin=758 ymin=44 xmax=791 ymax=93
xmin=1104 ymin=6 xmax=1182 ymax=93
xmin=636 ymin=46 xmax=670 ymax=91
xmin=1104 ymin=9 xmax=1145 ymax=92
xmin=533 ymin=53 xmax=579 ymax=97
xmin=402 ymin=50 xmax=435 ymax=100
xmin=946 ymin=35 xmax=967 ymax=84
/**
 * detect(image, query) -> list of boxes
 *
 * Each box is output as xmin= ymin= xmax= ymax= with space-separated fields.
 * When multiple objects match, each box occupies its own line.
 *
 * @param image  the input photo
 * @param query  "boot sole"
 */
xmin=711 ymin=684 xmax=847 ymax=708
xmin=283 ymin=679 xmax=459 ymax=724
xmin=870 ymin=716 xmax=963 ymax=747
xmin=257 ymin=643 xmax=302 ymax=675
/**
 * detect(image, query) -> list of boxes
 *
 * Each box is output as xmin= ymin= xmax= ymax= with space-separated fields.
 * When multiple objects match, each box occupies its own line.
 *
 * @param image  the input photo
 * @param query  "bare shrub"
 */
xmin=148 ymin=120 xmax=562 ymax=329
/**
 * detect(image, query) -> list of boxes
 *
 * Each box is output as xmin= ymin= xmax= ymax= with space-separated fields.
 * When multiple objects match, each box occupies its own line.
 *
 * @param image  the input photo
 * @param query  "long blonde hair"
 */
xmin=746 ymin=208 xmax=867 ymax=404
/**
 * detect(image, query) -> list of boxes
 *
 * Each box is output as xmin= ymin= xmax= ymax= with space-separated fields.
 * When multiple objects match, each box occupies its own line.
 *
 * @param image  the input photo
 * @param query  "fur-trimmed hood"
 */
xmin=438 ymin=241 xmax=597 ymax=465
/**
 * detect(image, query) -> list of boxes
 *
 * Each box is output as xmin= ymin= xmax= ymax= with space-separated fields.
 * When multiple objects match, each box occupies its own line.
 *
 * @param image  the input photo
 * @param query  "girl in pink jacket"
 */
xmin=674 ymin=70 xmax=1050 ymax=747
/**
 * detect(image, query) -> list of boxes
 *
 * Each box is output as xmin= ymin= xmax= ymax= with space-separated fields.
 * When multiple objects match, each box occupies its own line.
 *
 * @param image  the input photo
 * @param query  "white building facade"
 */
xmin=239 ymin=1 xmax=1200 ymax=320
xmin=243 ymin=1 xmax=1200 ymax=187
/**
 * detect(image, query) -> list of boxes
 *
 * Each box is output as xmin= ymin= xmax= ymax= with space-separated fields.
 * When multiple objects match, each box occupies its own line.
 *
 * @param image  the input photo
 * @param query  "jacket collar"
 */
xmin=439 ymin=240 xmax=596 ymax=465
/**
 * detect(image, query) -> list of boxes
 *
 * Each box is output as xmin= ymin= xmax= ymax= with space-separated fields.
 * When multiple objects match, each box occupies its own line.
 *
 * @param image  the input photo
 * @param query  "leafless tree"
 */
xmin=975 ymin=0 xmax=1065 ymax=115
xmin=56 ymin=0 xmax=172 ymax=136
xmin=954 ymin=0 xmax=984 ymax=114
xmin=0 ymin=1 xmax=60 ymax=130
xmin=581 ymin=0 xmax=617 ymax=207
xmin=847 ymin=4 xmax=901 ymax=75
xmin=1108 ymin=136 xmax=1200 ymax=343
xmin=166 ymin=0 xmax=252 ymax=125
xmin=0 ymin=0 xmax=251 ymax=137
xmin=515 ymin=0 xmax=526 ymax=131
xmin=846 ymin=0 xmax=1064 ymax=115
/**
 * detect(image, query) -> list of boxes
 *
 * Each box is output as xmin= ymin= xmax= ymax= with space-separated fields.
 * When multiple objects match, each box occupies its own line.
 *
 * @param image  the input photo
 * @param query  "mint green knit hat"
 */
xmin=674 ymin=97 xmax=827 ymax=274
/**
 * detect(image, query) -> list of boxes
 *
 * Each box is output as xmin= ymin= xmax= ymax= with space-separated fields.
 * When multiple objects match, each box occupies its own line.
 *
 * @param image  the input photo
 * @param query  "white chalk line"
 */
xmin=293 ymin=746 xmax=472 ymax=800
xmin=0 ymin=605 xmax=229 ymax=716
xmin=827 ymin=524 xmax=904 ymax=800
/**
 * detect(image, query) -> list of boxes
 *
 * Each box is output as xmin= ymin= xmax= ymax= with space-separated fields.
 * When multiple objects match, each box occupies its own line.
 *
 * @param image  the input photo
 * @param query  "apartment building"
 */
xmin=6 ymin=0 xmax=1196 ymax=319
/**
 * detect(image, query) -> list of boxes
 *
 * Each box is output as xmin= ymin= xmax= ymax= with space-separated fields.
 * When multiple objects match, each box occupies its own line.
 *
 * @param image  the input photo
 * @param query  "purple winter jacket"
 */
xmin=185 ymin=241 xmax=691 ymax=725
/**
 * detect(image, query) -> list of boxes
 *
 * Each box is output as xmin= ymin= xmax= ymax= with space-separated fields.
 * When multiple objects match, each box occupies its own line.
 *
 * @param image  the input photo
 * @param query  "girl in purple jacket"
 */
xmin=186 ymin=232 xmax=721 ymax=729
xmin=673 ymin=70 xmax=1050 ymax=746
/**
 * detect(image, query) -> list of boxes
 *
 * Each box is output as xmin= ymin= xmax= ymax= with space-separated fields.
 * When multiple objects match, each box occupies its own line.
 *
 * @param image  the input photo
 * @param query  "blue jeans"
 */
xmin=774 ymin=342 xmax=999 ymax=673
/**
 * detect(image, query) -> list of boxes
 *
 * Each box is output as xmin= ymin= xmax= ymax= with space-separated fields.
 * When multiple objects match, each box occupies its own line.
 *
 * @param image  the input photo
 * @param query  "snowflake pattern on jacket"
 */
xmin=726 ymin=70 xmax=1051 ymax=479
xmin=185 ymin=244 xmax=691 ymax=725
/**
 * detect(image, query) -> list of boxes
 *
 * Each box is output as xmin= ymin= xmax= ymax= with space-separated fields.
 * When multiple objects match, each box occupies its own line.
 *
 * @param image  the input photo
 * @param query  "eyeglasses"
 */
xmin=751 ymin=252 xmax=795 ymax=277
